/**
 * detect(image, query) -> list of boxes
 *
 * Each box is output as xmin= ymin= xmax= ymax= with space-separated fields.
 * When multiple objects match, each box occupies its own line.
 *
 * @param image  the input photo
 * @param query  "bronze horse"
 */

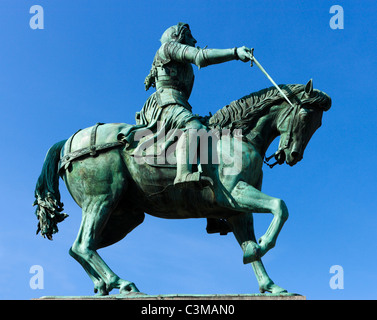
xmin=34 ymin=80 xmax=331 ymax=295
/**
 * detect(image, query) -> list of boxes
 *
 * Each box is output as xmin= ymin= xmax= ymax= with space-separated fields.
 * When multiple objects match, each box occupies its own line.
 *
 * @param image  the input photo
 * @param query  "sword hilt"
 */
xmin=248 ymin=48 xmax=254 ymax=67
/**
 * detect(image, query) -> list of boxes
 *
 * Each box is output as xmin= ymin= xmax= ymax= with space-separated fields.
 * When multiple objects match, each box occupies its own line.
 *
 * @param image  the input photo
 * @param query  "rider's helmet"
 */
xmin=160 ymin=22 xmax=191 ymax=44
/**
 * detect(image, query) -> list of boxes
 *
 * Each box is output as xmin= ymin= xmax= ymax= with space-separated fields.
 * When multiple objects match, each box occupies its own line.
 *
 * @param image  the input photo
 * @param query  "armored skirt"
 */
xmin=118 ymin=93 xmax=199 ymax=162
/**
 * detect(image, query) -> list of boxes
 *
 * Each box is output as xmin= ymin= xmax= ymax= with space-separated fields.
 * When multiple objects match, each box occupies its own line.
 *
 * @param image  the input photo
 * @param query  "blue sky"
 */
xmin=0 ymin=0 xmax=376 ymax=300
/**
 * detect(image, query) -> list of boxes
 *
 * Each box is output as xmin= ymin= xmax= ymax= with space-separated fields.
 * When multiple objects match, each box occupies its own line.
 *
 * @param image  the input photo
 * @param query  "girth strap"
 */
xmin=58 ymin=123 xmax=123 ymax=173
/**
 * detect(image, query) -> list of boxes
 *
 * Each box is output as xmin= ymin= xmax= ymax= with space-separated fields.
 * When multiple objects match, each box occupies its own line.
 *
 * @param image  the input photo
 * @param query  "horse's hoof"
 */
xmin=119 ymin=282 xmax=140 ymax=294
xmin=259 ymin=282 xmax=288 ymax=294
xmin=94 ymin=288 xmax=109 ymax=296
xmin=94 ymin=280 xmax=109 ymax=296
xmin=242 ymin=241 xmax=261 ymax=264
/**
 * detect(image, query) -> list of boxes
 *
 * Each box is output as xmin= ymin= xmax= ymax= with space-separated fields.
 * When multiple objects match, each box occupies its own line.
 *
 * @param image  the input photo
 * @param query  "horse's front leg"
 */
xmin=230 ymin=181 xmax=289 ymax=259
xmin=227 ymin=212 xmax=287 ymax=294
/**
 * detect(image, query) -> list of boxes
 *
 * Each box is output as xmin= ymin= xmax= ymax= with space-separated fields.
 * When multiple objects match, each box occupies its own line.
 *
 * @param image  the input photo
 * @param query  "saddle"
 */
xmin=58 ymin=119 xmax=214 ymax=172
xmin=58 ymin=122 xmax=182 ymax=173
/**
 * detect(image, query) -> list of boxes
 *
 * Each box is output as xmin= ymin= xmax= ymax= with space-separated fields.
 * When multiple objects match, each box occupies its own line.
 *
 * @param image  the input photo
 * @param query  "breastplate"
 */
xmin=155 ymin=61 xmax=194 ymax=110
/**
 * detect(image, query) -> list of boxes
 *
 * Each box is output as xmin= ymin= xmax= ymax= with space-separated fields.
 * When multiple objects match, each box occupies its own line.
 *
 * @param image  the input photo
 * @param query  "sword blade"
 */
xmin=251 ymin=55 xmax=295 ymax=108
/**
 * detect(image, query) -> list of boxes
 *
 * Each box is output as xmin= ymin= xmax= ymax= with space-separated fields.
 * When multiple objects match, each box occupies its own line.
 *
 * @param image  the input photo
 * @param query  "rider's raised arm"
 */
xmin=185 ymin=46 xmax=239 ymax=69
xmin=161 ymin=42 xmax=252 ymax=69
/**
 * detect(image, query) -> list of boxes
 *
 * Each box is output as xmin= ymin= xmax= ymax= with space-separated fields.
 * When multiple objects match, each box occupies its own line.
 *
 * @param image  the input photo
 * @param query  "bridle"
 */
xmin=263 ymin=102 xmax=302 ymax=169
xmin=249 ymin=55 xmax=316 ymax=169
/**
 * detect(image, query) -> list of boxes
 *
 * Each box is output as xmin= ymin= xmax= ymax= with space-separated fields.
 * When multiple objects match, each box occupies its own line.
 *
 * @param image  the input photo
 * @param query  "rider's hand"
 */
xmin=237 ymin=46 xmax=254 ymax=63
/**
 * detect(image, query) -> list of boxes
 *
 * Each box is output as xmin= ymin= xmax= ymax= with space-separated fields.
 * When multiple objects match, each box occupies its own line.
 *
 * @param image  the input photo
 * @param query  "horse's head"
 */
xmin=273 ymin=79 xmax=332 ymax=166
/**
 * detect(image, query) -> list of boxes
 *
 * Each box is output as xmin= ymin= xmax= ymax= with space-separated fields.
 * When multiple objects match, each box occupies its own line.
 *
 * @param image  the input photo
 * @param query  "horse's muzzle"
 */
xmin=285 ymin=147 xmax=303 ymax=166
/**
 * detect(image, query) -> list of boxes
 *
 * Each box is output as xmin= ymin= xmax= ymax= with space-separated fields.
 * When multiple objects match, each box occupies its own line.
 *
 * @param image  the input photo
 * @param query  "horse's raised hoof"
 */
xmin=242 ymin=241 xmax=261 ymax=264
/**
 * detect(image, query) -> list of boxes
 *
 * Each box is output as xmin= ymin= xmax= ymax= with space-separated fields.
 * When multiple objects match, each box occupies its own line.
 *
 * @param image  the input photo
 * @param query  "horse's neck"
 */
xmin=245 ymin=107 xmax=280 ymax=158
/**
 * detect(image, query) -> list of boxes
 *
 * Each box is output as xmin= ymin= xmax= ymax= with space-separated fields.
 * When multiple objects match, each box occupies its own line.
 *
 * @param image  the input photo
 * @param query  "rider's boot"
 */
xmin=174 ymin=130 xmax=213 ymax=189
xmin=174 ymin=130 xmax=231 ymax=235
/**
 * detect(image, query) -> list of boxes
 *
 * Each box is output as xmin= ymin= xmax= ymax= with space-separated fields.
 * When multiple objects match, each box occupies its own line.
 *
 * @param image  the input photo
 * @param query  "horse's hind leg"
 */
xmin=69 ymin=196 xmax=112 ymax=295
xmin=69 ymin=245 xmax=105 ymax=294
xmin=70 ymin=195 xmax=140 ymax=295
xmin=96 ymin=199 xmax=145 ymax=294
xmin=227 ymin=213 xmax=287 ymax=294
xmin=97 ymin=200 xmax=145 ymax=251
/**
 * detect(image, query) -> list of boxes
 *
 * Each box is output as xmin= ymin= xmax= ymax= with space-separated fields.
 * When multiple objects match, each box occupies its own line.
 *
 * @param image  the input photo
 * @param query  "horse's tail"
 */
xmin=33 ymin=140 xmax=68 ymax=240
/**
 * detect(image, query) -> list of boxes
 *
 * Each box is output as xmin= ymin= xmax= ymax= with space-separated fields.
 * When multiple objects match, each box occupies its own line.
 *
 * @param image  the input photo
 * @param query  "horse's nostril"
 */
xmin=291 ymin=151 xmax=300 ymax=160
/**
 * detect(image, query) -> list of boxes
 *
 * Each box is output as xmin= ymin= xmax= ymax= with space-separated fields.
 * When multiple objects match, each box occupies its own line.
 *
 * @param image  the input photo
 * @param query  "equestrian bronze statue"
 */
xmin=34 ymin=23 xmax=331 ymax=296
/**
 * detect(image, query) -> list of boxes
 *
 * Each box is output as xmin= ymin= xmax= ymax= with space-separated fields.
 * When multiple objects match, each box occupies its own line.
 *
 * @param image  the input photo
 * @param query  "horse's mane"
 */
xmin=208 ymin=84 xmax=331 ymax=131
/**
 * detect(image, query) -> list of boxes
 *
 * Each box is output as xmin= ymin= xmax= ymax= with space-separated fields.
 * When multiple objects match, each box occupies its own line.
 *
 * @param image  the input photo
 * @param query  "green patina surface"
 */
xmin=34 ymin=23 xmax=331 ymax=297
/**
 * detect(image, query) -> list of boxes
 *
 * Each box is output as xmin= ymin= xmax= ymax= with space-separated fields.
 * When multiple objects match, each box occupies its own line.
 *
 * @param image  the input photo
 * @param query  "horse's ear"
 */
xmin=304 ymin=79 xmax=314 ymax=97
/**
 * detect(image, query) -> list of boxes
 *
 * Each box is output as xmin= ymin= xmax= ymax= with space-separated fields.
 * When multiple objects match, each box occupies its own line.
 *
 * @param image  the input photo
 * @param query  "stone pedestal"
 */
xmin=38 ymin=293 xmax=305 ymax=300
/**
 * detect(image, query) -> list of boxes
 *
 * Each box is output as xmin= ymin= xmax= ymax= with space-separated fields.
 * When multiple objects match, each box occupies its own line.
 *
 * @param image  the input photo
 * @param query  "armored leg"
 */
xmin=174 ymin=121 xmax=213 ymax=188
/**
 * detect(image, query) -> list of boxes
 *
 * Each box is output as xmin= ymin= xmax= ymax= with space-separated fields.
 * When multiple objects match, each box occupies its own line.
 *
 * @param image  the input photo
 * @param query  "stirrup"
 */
xmin=206 ymin=219 xmax=232 ymax=236
xmin=174 ymin=172 xmax=213 ymax=189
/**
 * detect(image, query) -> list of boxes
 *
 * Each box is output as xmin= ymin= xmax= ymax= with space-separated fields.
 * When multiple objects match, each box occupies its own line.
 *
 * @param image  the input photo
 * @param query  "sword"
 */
xmin=248 ymin=52 xmax=295 ymax=108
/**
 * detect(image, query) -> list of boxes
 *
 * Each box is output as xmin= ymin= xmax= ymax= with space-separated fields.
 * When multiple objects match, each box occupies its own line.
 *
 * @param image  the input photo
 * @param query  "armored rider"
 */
xmin=140 ymin=23 xmax=253 ymax=234
xmin=144 ymin=22 xmax=253 ymax=188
